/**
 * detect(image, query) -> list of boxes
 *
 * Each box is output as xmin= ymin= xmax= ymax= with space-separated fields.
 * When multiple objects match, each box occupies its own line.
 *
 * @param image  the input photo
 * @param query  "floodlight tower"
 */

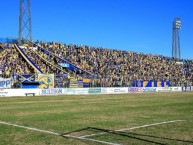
xmin=172 ymin=18 xmax=181 ymax=60
xmin=18 ymin=0 xmax=32 ymax=44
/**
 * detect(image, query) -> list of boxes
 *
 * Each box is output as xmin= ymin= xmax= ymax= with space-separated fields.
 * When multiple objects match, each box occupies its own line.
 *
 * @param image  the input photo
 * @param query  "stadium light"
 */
xmin=172 ymin=17 xmax=181 ymax=60
xmin=174 ymin=18 xmax=181 ymax=29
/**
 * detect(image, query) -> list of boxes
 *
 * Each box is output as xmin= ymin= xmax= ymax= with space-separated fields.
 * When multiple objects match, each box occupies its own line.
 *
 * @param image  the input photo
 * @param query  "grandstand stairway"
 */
xmin=30 ymin=48 xmax=68 ymax=75
xmin=15 ymin=44 xmax=67 ymax=75
xmin=14 ymin=44 xmax=43 ymax=73
xmin=33 ymin=43 xmax=96 ymax=78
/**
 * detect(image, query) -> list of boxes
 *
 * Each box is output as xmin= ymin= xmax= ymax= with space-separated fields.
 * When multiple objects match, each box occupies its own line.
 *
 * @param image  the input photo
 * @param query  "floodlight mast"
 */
xmin=18 ymin=0 xmax=32 ymax=45
xmin=172 ymin=18 xmax=181 ymax=60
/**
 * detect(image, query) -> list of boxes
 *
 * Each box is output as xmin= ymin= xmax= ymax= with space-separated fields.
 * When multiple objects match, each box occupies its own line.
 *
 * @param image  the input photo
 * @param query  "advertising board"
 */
xmin=88 ymin=88 xmax=101 ymax=94
xmin=0 ymin=89 xmax=39 ymax=97
xmin=128 ymin=87 xmax=143 ymax=93
xmin=157 ymin=87 xmax=172 ymax=92
xmin=66 ymin=88 xmax=76 ymax=95
xmin=142 ymin=87 xmax=157 ymax=93
xmin=40 ymin=88 xmax=63 ymax=95
xmin=75 ymin=88 xmax=89 ymax=95
xmin=0 ymin=89 xmax=9 ymax=97
xmin=182 ymin=86 xmax=192 ymax=91
xmin=171 ymin=87 xmax=182 ymax=92
xmin=113 ymin=88 xmax=128 ymax=94
xmin=101 ymin=88 xmax=108 ymax=94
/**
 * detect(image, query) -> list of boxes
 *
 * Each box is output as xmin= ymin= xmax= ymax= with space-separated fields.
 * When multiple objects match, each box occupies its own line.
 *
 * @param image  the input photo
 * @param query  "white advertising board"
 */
xmin=0 ymin=89 xmax=39 ymax=97
xmin=102 ymin=88 xmax=128 ymax=94
xmin=112 ymin=88 xmax=128 ymax=94
xmin=171 ymin=87 xmax=182 ymax=92
xmin=0 ymin=89 xmax=9 ymax=97
xmin=157 ymin=87 xmax=172 ymax=92
xmin=40 ymin=88 xmax=64 ymax=95
xmin=74 ymin=88 xmax=89 ymax=95
xmin=0 ymin=86 xmax=186 ymax=97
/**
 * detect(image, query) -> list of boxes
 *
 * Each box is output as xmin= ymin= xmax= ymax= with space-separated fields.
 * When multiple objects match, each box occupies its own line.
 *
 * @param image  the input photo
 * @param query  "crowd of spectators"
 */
xmin=0 ymin=44 xmax=35 ymax=87
xmin=1 ymin=42 xmax=193 ymax=87
xmin=20 ymin=46 xmax=65 ymax=75
xmin=37 ymin=42 xmax=193 ymax=86
xmin=18 ymin=45 xmax=80 ymax=88
xmin=19 ymin=45 xmax=84 ymax=79
xmin=0 ymin=45 xmax=34 ymax=78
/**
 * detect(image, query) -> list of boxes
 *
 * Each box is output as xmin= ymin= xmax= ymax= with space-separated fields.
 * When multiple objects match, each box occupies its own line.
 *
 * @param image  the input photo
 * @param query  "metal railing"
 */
xmin=1 ymin=73 xmax=193 ymax=89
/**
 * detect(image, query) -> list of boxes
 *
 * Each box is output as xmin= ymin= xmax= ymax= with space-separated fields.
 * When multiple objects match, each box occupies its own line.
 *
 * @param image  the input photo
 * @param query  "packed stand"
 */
xmin=35 ymin=47 xmax=82 ymax=78
xmin=19 ymin=46 xmax=86 ymax=87
xmin=19 ymin=46 xmax=65 ymax=75
xmin=37 ymin=42 xmax=193 ymax=87
xmin=1 ymin=42 xmax=193 ymax=87
xmin=0 ymin=44 xmax=35 ymax=88
xmin=0 ymin=46 xmax=34 ymax=78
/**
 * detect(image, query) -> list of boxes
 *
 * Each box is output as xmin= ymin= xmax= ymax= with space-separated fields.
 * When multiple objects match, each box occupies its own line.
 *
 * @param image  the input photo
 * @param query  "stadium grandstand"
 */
xmin=1 ymin=1 xmax=193 ymax=144
xmin=0 ymin=0 xmax=192 ymax=90
xmin=0 ymin=39 xmax=193 ymax=89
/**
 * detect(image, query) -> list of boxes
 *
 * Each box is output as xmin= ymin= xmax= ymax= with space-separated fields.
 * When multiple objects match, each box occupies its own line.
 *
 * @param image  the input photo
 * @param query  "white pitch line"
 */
xmin=0 ymin=121 xmax=121 ymax=145
xmin=80 ymin=120 xmax=185 ymax=138
xmin=117 ymin=120 xmax=185 ymax=131
xmin=64 ymin=134 xmax=121 ymax=145
xmin=0 ymin=121 xmax=60 ymax=136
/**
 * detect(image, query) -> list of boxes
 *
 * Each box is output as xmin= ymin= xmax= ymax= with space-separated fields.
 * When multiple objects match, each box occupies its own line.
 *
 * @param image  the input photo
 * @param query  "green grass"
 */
xmin=0 ymin=92 xmax=193 ymax=145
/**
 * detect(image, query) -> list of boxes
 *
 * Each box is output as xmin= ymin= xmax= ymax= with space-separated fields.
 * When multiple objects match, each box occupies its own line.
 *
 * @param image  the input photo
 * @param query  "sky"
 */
xmin=0 ymin=0 xmax=193 ymax=59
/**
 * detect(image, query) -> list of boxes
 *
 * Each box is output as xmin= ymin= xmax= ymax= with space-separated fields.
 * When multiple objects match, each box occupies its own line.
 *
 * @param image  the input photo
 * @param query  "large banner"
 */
xmin=78 ymin=80 xmax=83 ymax=88
xmin=38 ymin=74 xmax=54 ymax=89
xmin=135 ymin=81 xmax=170 ymax=87
xmin=0 ymin=78 xmax=11 ymax=89
xmin=69 ymin=77 xmax=78 ymax=88
xmin=83 ymin=78 xmax=90 ymax=87
xmin=18 ymin=74 xmax=36 ymax=83
xmin=59 ymin=63 xmax=69 ymax=68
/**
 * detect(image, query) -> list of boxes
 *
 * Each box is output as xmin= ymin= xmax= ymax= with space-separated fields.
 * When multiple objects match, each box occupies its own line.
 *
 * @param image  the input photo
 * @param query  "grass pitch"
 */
xmin=0 ymin=92 xmax=193 ymax=145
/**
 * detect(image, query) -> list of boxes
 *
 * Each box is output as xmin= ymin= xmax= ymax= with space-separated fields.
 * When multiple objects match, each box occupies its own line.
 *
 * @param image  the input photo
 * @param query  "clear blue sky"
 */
xmin=0 ymin=0 xmax=193 ymax=59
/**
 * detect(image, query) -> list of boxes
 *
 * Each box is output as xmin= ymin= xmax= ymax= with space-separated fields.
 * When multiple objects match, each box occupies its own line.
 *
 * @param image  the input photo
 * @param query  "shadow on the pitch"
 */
xmin=60 ymin=127 xmax=193 ymax=145
xmin=89 ymin=127 xmax=193 ymax=144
